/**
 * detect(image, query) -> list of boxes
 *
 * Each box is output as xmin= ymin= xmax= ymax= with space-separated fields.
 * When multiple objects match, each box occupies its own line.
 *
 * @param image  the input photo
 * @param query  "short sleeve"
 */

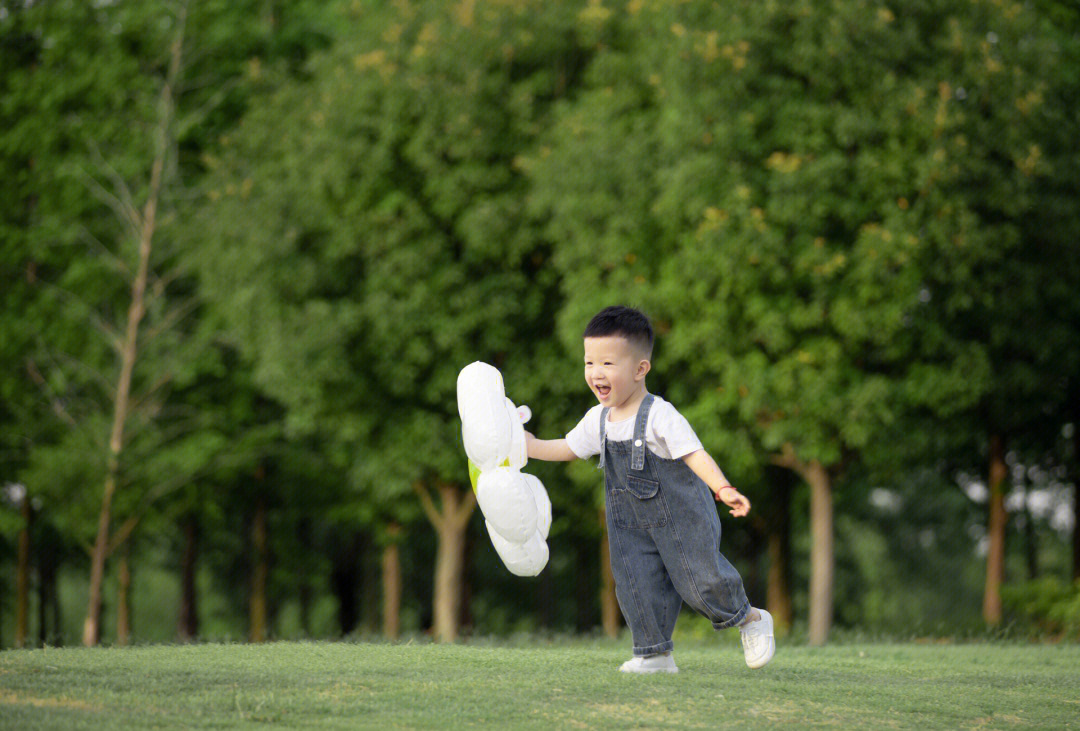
xmin=652 ymin=401 xmax=703 ymax=459
xmin=565 ymin=406 xmax=603 ymax=459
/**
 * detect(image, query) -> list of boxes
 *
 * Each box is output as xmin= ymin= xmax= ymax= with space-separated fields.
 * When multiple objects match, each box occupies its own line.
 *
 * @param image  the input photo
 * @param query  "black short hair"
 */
xmin=583 ymin=305 xmax=654 ymax=357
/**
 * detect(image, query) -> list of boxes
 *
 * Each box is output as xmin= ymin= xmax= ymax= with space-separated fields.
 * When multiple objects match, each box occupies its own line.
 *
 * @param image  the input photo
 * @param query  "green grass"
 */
xmin=2 ymin=638 xmax=1078 ymax=729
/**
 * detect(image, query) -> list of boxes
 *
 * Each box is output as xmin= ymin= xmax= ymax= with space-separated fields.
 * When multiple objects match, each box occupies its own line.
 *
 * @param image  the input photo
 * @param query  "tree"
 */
xmin=188 ymin=0 xmax=593 ymax=641
xmin=2 ymin=0 xmax=197 ymax=646
xmin=527 ymin=0 xmax=1069 ymax=645
xmin=897 ymin=0 xmax=1080 ymax=624
xmin=3 ymin=0 xmax=337 ymax=645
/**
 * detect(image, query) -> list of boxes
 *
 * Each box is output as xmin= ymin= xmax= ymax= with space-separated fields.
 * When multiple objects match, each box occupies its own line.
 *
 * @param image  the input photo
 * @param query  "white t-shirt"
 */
xmin=565 ymin=395 xmax=703 ymax=461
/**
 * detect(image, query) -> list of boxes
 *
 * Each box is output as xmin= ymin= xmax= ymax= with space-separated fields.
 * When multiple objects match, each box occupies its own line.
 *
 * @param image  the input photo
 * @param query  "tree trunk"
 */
xmin=37 ymin=562 xmax=47 ymax=648
xmin=330 ymin=532 xmax=361 ymax=635
xmin=297 ymin=518 xmax=311 ymax=637
xmin=745 ymin=530 xmax=761 ymax=608
xmin=538 ymin=564 xmax=554 ymax=629
xmin=433 ymin=495 xmax=466 ymax=642
xmin=362 ymin=533 xmax=381 ymax=634
xmin=84 ymin=471 xmax=117 ymax=647
xmin=38 ymin=527 xmax=60 ymax=647
xmin=770 ymin=445 xmax=833 ymax=645
xmin=382 ymin=523 xmax=402 ymax=640
xmin=575 ymin=536 xmax=596 ymax=632
xmin=1074 ymin=481 xmax=1080 ymax=582
xmin=250 ymin=498 xmax=269 ymax=643
xmin=805 ymin=460 xmax=833 ymax=646
xmin=433 ymin=520 xmax=466 ymax=641
xmin=416 ymin=481 xmax=476 ymax=643
xmin=47 ymin=567 xmax=61 ymax=647
xmin=459 ymin=529 xmax=475 ymax=634
xmin=16 ymin=495 xmax=31 ymax=648
xmin=117 ymin=542 xmax=131 ymax=646
xmin=600 ymin=509 xmax=620 ymax=638
xmin=1023 ymin=486 xmax=1037 ymax=580
xmin=983 ymin=433 xmax=1008 ymax=625
xmin=177 ymin=516 xmax=199 ymax=641
xmin=766 ymin=473 xmax=793 ymax=635
xmin=1073 ymin=418 xmax=1079 ymax=582
xmin=83 ymin=6 xmax=186 ymax=647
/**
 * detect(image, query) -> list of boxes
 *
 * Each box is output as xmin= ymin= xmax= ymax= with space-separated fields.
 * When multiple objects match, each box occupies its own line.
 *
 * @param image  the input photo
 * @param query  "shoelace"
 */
xmin=741 ymin=623 xmax=765 ymax=652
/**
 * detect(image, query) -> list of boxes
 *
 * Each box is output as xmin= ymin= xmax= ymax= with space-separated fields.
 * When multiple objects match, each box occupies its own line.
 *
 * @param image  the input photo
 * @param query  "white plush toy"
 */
xmin=457 ymin=362 xmax=551 ymax=577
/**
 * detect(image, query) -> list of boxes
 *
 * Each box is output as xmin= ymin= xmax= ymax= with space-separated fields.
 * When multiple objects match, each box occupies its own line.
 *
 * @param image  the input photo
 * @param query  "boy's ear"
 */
xmin=635 ymin=359 xmax=651 ymax=381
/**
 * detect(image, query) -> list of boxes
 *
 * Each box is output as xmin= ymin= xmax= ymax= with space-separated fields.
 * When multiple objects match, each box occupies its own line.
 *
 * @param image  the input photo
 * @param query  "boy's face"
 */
xmin=583 ymin=336 xmax=651 ymax=410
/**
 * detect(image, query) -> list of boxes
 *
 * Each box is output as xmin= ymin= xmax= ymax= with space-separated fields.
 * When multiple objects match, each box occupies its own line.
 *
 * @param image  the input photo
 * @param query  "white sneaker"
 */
xmin=739 ymin=609 xmax=775 ymax=669
xmin=619 ymin=652 xmax=678 ymax=674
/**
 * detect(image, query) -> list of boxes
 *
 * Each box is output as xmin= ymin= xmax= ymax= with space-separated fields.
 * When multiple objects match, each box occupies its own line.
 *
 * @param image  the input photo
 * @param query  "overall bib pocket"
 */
xmin=610 ymin=475 xmax=666 ymax=530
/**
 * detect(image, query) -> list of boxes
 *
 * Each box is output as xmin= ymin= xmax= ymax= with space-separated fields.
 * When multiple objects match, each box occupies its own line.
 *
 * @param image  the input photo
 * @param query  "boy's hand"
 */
xmin=525 ymin=432 xmax=578 ymax=462
xmin=682 ymin=450 xmax=746 ymax=515
xmin=713 ymin=485 xmax=750 ymax=517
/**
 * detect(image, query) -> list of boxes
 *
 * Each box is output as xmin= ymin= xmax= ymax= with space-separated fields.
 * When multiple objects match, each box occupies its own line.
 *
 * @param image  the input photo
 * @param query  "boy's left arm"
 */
xmin=682 ymin=449 xmax=751 ymax=517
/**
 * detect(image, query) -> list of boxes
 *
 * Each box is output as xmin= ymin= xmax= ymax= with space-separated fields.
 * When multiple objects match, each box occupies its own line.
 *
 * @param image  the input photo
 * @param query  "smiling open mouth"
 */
xmin=595 ymin=385 xmax=611 ymax=397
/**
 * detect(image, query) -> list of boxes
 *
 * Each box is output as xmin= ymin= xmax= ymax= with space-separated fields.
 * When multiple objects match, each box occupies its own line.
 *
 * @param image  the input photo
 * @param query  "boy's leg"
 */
xmin=663 ymin=525 xmax=775 ymax=668
xmin=607 ymin=522 xmax=683 ymax=657
xmin=672 ymin=540 xmax=750 ymax=629
xmin=655 ymin=507 xmax=749 ymax=630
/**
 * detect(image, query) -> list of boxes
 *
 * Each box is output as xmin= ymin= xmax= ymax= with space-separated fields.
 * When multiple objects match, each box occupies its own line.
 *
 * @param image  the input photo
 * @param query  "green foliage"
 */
xmin=3 ymin=0 xmax=1079 ymax=645
xmin=1003 ymin=577 xmax=1080 ymax=639
xmin=186 ymin=0 xmax=593 ymax=512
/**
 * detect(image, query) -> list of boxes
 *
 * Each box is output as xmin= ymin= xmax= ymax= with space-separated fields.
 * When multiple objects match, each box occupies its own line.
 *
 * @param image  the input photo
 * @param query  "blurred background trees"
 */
xmin=2 ymin=0 xmax=1078 ymax=647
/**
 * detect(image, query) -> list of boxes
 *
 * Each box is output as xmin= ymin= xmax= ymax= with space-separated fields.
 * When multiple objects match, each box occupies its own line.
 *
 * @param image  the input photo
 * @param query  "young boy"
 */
xmin=526 ymin=305 xmax=774 ymax=673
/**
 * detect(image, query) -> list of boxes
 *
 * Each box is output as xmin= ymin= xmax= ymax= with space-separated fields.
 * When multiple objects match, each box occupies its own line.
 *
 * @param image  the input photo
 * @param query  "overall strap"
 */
xmin=631 ymin=394 xmax=655 ymax=471
xmin=598 ymin=406 xmax=610 ymax=470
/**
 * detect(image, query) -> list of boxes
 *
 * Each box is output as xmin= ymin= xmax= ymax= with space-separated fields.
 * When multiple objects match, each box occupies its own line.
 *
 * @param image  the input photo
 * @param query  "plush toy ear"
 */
xmin=516 ymin=404 xmax=532 ymax=424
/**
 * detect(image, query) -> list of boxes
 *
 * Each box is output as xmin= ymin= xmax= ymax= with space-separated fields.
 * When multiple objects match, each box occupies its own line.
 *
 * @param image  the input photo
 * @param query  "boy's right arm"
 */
xmin=525 ymin=432 xmax=578 ymax=462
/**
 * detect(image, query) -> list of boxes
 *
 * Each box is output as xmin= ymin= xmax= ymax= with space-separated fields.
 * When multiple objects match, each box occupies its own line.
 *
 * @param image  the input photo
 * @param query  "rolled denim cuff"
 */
xmin=633 ymin=639 xmax=674 ymax=657
xmin=711 ymin=601 xmax=751 ymax=630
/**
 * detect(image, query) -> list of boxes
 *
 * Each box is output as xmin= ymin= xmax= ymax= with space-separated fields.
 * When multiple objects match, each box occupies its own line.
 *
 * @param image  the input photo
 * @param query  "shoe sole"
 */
xmin=745 ymin=644 xmax=774 ymax=669
xmin=619 ymin=667 xmax=679 ymax=674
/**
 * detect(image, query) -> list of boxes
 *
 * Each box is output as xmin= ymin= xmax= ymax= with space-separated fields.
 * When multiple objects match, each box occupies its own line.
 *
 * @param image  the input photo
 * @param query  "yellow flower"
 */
xmin=354 ymin=50 xmax=387 ymax=70
xmin=578 ymin=1 xmax=612 ymax=26
xmin=1016 ymin=144 xmax=1042 ymax=176
xmin=765 ymin=151 xmax=801 ymax=173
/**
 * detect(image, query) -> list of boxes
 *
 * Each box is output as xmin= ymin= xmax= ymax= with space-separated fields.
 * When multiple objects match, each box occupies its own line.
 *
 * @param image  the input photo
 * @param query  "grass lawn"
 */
xmin=1 ymin=638 xmax=1078 ymax=729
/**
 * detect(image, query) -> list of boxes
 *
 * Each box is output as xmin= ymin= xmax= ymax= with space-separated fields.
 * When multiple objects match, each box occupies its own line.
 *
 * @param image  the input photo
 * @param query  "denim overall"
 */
xmin=601 ymin=394 xmax=749 ymax=656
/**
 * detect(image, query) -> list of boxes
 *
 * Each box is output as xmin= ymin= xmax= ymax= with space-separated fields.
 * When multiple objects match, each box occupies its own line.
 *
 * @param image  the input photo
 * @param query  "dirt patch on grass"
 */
xmin=589 ymin=699 xmax=677 ymax=726
xmin=0 ymin=688 xmax=103 ymax=712
xmin=316 ymin=681 xmax=371 ymax=699
xmin=963 ymin=714 xmax=1027 ymax=728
